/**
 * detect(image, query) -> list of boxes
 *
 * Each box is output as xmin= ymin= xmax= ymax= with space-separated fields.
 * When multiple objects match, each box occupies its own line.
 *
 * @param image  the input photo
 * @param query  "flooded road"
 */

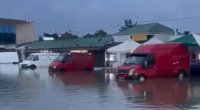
xmin=0 ymin=65 xmax=200 ymax=109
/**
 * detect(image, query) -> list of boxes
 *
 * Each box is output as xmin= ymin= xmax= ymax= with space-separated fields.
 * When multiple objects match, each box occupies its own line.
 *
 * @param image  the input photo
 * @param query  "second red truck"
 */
xmin=117 ymin=43 xmax=190 ymax=82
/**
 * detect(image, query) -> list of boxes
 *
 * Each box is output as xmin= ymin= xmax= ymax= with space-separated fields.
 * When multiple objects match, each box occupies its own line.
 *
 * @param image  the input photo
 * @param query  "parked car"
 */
xmin=48 ymin=52 xmax=94 ymax=72
xmin=117 ymin=43 xmax=190 ymax=82
xmin=190 ymin=59 xmax=200 ymax=77
xmin=20 ymin=52 xmax=60 ymax=69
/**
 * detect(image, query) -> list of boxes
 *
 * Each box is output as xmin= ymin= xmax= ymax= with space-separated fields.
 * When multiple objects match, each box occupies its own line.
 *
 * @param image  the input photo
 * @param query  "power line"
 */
xmin=138 ymin=15 xmax=200 ymax=22
xmin=70 ymin=15 xmax=200 ymax=34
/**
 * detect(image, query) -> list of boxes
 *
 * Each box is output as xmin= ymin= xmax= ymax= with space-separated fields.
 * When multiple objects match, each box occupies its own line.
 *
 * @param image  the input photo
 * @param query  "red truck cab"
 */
xmin=49 ymin=52 xmax=94 ymax=72
xmin=117 ymin=43 xmax=190 ymax=82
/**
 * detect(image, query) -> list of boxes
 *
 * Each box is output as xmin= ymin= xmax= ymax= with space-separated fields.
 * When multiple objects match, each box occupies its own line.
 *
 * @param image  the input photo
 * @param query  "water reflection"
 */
xmin=49 ymin=71 xmax=106 ymax=86
xmin=0 ymin=65 xmax=41 ymax=109
xmin=117 ymin=79 xmax=190 ymax=109
xmin=1 ymin=65 xmax=200 ymax=109
xmin=0 ymin=64 xmax=19 ymax=76
xmin=48 ymin=71 xmax=117 ymax=110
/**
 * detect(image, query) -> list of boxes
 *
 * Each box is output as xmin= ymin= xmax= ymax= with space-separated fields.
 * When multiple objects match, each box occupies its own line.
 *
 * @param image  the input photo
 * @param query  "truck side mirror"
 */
xmin=148 ymin=56 xmax=155 ymax=65
xmin=144 ymin=61 xmax=148 ymax=67
xmin=142 ymin=60 xmax=148 ymax=68
xmin=145 ymin=55 xmax=155 ymax=66
xmin=62 ymin=60 xmax=66 ymax=63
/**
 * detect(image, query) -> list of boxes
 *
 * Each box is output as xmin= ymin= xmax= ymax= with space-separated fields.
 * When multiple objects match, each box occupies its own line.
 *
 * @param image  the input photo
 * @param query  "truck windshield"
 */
xmin=123 ymin=54 xmax=146 ymax=65
xmin=26 ymin=55 xmax=35 ymax=61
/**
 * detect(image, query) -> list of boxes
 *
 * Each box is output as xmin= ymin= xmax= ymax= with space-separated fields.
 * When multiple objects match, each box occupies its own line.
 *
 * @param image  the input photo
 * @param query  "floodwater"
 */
xmin=0 ymin=65 xmax=200 ymax=110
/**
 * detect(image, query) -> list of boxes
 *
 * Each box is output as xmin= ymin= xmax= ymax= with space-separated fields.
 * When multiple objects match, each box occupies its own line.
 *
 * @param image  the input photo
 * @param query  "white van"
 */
xmin=0 ymin=52 xmax=19 ymax=64
xmin=20 ymin=53 xmax=60 ymax=69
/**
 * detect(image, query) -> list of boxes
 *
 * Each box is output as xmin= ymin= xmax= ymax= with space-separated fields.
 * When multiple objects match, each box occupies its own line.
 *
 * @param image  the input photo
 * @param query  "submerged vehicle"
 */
xmin=117 ymin=43 xmax=190 ymax=82
xmin=49 ymin=52 xmax=94 ymax=72
xmin=0 ymin=52 xmax=19 ymax=64
xmin=20 ymin=53 xmax=60 ymax=69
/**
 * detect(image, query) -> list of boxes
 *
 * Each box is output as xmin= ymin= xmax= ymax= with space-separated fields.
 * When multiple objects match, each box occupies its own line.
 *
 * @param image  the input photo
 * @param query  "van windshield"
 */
xmin=123 ymin=54 xmax=147 ymax=65
xmin=26 ymin=55 xmax=35 ymax=61
xmin=54 ymin=54 xmax=71 ymax=62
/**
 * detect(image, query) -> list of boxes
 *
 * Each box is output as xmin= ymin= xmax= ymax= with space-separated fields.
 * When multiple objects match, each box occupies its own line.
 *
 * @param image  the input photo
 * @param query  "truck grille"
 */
xmin=118 ymin=70 xmax=129 ymax=74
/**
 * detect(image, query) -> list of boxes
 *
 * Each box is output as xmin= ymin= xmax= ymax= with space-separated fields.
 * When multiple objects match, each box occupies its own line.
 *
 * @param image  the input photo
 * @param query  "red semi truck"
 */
xmin=117 ymin=43 xmax=190 ymax=82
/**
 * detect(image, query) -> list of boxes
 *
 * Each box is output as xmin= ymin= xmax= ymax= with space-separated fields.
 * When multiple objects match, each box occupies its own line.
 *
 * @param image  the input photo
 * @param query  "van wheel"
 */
xmin=84 ymin=68 xmax=91 ymax=71
xmin=30 ymin=65 xmax=36 ymax=70
xmin=59 ymin=68 xmax=66 ymax=72
xmin=138 ymin=75 xmax=146 ymax=82
xmin=178 ymin=71 xmax=185 ymax=80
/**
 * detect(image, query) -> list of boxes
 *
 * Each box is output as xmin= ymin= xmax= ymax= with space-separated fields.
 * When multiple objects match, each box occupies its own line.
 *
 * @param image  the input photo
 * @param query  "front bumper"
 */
xmin=116 ymin=73 xmax=139 ymax=80
xmin=20 ymin=64 xmax=30 ymax=69
xmin=48 ymin=66 xmax=60 ymax=72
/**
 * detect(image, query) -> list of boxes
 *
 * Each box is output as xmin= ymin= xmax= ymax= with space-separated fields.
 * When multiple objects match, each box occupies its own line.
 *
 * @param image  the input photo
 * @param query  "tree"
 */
xmin=60 ymin=31 xmax=78 ymax=39
xmin=94 ymin=30 xmax=107 ymax=37
xmin=82 ymin=33 xmax=95 ymax=38
xmin=38 ymin=36 xmax=44 ymax=41
xmin=43 ymin=31 xmax=78 ymax=40
xmin=43 ymin=33 xmax=52 ymax=37
xmin=119 ymin=19 xmax=137 ymax=31
xmin=83 ymin=30 xmax=108 ymax=38
xmin=43 ymin=33 xmax=59 ymax=39
xmin=183 ymin=31 xmax=191 ymax=35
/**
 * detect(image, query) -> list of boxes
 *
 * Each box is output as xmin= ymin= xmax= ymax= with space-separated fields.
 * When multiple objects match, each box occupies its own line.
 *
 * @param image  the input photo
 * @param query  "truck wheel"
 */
xmin=30 ymin=65 xmax=36 ymax=70
xmin=178 ymin=72 xmax=184 ymax=80
xmin=138 ymin=75 xmax=146 ymax=82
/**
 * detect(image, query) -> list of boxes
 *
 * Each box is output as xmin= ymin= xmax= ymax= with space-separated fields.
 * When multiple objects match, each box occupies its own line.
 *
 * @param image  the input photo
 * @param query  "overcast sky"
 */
xmin=0 ymin=0 xmax=200 ymax=36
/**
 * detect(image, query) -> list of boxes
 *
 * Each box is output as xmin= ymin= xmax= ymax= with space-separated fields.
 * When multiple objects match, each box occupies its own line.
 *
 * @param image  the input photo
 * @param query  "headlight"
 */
xmin=53 ymin=66 xmax=57 ymax=68
xmin=128 ymin=69 xmax=135 ymax=75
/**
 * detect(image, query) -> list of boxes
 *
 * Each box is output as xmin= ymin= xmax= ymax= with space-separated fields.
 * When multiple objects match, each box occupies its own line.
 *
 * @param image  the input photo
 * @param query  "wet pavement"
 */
xmin=0 ymin=64 xmax=200 ymax=109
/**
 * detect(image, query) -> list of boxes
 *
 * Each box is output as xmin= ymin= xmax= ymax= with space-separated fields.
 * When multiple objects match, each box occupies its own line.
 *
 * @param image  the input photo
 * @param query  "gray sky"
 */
xmin=1 ymin=0 xmax=200 ymax=36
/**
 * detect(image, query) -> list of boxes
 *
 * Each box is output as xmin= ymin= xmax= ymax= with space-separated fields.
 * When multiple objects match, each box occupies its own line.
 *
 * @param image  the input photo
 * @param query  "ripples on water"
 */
xmin=0 ymin=64 xmax=200 ymax=109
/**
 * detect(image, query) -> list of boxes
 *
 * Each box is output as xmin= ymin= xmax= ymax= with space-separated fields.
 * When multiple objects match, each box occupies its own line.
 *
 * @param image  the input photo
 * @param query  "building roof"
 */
xmin=115 ymin=23 xmax=175 ymax=36
xmin=107 ymin=40 xmax=140 ymax=53
xmin=0 ymin=18 xmax=31 ymax=25
xmin=26 ymin=36 xmax=114 ymax=50
xmin=170 ymin=34 xmax=198 ymax=46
